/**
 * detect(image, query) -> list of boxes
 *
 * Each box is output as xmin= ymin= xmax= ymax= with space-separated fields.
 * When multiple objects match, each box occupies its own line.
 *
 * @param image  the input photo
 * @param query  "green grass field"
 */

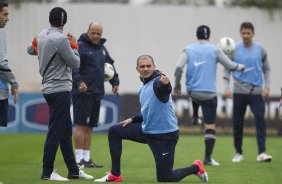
xmin=0 ymin=134 xmax=281 ymax=184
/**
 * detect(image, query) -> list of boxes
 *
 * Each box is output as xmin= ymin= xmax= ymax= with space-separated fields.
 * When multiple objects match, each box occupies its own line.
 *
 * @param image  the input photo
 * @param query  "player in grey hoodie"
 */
xmin=27 ymin=7 xmax=92 ymax=181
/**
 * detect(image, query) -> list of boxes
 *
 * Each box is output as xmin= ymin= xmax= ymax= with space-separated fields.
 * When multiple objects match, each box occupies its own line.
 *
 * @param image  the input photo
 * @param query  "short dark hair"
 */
xmin=0 ymin=1 xmax=8 ymax=12
xmin=196 ymin=25 xmax=210 ymax=40
xmin=136 ymin=55 xmax=154 ymax=66
xmin=240 ymin=21 xmax=254 ymax=32
xmin=49 ymin=7 xmax=67 ymax=27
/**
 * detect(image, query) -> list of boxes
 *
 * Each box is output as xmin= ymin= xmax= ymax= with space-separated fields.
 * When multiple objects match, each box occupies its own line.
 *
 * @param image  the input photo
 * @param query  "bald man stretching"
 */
xmin=72 ymin=21 xmax=120 ymax=168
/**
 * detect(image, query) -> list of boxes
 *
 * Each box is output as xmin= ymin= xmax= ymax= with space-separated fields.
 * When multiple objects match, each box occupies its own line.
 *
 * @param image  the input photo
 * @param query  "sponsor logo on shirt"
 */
xmin=194 ymin=60 xmax=208 ymax=67
xmin=243 ymin=67 xmax=254 ymax=72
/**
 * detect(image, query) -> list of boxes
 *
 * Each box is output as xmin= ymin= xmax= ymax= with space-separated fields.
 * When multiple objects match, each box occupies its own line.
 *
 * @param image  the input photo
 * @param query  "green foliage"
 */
xmin=0 ymin=134 xmax=282 ymax=183
xmin=230 ymin=0 xmax=282 ymax=10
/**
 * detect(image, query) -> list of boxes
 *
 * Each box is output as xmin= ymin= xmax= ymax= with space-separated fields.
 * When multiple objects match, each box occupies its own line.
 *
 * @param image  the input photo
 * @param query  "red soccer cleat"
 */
xmin=193 ymin=160 xmax=208 ymax=182
xmin=95 ymin=172 xmax=122 ymax=182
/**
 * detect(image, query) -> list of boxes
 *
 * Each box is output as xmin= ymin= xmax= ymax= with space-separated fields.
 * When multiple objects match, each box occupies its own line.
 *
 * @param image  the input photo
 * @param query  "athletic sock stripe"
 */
xmin=204 ymin=134 xmax=216 ymax=139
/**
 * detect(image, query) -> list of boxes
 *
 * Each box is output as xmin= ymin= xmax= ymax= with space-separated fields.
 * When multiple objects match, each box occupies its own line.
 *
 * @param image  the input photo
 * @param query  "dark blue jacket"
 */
xmin=72 ymin=33 xmax=119 ymax=98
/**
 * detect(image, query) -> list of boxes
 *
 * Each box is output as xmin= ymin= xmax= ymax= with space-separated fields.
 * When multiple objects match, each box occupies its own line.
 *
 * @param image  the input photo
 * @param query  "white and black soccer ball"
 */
xmin=104 ymin=63 xmax=115 ymax=82
xmin=218 ymin=37 xmax=236 ymax=55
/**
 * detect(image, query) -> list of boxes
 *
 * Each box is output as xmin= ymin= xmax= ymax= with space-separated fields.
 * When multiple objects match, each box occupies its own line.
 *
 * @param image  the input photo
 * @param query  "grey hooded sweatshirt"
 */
xmin=27 ymin=27 xmax=80 ymax=94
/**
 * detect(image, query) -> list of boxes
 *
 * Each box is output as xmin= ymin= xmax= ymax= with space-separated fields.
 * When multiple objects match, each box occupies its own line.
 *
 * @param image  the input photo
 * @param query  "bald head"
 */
xmin=87 ymin=21 xmax=103 ymax=45
xmin=136 ymin=55 xmax=156 ymax=79
xmin=87 ymin=21 xmax=103 ymax=33
xmin=136 ymin=55 xmax=154 ymax=66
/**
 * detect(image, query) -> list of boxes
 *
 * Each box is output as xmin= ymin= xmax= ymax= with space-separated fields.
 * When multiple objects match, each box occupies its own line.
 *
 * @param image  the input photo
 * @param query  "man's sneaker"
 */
xmin=193 ymin=160 xmax=208 ymax=182
xmin=68 ymin=170 xmax=93 ymax=179
xmin=232 ymin=153 xmax=243 ymax=162
xmin=256 ymin=153 xmax=272 ymax=162
xmin=95 ymin=172 xmax=122 ymax=182
xmin=77 ymin=159 xmax=84 ymax=169
xmin=204 ymin=158 xmax=220 ymax=166
xmin=41 ymin=171 xmax=69 ymax=181
xmin=84 ymin=159 xmax=103 ymax=168
xmin=192 ymin=117 xmax=202 ymax=125
xmin=79 ymin=170 xmax=94 ymax=179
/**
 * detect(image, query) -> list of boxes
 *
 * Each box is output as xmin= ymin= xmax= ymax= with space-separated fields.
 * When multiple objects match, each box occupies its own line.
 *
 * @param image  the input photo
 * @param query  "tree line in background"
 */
xmin=6 ymin=0 xmax=282 ymax=10
xmin=230 ymin=0 xmax=282 ymax=9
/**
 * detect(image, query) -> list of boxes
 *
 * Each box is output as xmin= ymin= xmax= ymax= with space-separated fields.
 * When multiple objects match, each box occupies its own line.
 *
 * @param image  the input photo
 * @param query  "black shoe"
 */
xmin=68 ymin=170 xmax=94 ymax=180
xmin=41 ymin=174 xmax=50 ymax=180
xmin=77 ymin=159 xmax=84 ymax=169
xmin=68 ymin=172 xmax=79 ymax=179
xmin=83 ymin=159 xmax=103 ymax=168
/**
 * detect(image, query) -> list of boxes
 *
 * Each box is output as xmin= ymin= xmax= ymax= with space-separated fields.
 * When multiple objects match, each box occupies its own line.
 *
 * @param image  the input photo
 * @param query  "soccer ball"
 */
xmin=104 ymin=63 xmax=115 ymax=81
xmin=218 ymin=37 xmax=236 ymax=55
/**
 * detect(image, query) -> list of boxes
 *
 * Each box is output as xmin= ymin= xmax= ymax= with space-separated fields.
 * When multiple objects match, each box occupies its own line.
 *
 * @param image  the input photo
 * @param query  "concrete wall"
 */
xmin=5 ymin=3 xmax=282 ymax=95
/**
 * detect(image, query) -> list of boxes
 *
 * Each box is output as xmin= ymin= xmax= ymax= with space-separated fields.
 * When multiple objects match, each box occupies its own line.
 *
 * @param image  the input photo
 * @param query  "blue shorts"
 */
xmin=73 ymin=94 xmax=101 ymax=127
xmin=0 ymin=99 xmax=8 ymax=127
xmin=194 ymin=97 xmax=217 ymax=124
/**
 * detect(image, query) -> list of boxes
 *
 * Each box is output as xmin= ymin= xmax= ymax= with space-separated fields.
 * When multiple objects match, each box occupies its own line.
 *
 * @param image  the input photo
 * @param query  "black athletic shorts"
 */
xmin=0 ymin=99 xmax=8 ymax=127
xmin=73 ymin=94 xmax=101 ymax=127
xmin=194 ymin=97 xmax=217 ymax=124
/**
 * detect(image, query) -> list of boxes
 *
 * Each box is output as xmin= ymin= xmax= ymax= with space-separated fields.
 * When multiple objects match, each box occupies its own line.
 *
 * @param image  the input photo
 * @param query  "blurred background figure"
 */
xmin=223 ymin=22 xmax=272 ymax=163
xmin=174 ymin=25 xmax=245 ymax=166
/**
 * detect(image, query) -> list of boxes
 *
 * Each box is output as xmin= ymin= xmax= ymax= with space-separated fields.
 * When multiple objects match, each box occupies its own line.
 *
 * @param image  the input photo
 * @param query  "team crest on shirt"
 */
xmin=102 ymin=49 xmax=106 ymax=56
xmin=86 ymin=117 xmax=90 ymax=124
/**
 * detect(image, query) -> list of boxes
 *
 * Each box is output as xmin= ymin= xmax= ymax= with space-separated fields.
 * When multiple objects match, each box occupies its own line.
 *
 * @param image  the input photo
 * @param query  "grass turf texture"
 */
xmin=0 ymin=134 xmax=281 ymax=184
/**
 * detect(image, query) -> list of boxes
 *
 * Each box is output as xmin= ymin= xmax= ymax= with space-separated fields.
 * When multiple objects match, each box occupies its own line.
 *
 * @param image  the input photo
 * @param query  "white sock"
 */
xmin=83 ymin=150 xmax=90 ymax=162
xmin=75 ymin=149 xmax=83 ymax=163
